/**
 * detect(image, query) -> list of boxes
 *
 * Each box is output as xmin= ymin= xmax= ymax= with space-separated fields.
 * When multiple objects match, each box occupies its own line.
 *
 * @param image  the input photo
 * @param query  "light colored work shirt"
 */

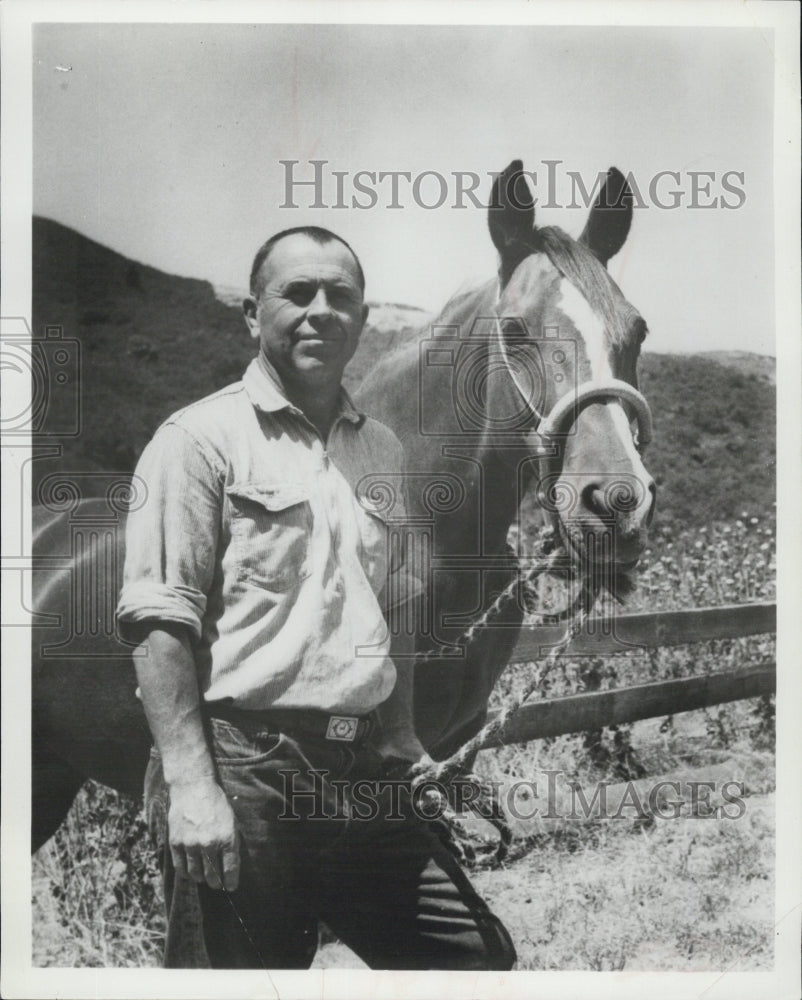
xmin=116 ymin=356 xmax=417 ymax=713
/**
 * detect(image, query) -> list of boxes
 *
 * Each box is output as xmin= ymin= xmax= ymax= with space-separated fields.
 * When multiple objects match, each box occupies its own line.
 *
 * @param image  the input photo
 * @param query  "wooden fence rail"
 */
xmin=486 ymin=601 xmax=776 ymax=747
xmin=510 ymin=601 xmax=776 ymax=660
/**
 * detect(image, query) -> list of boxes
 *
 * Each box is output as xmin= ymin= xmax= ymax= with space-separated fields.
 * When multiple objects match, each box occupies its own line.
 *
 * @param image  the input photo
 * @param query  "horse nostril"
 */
xmin=582 ymin=479 xmax=655 ymax=526
xmin=584 ymin=484 xmax=608 ymax=519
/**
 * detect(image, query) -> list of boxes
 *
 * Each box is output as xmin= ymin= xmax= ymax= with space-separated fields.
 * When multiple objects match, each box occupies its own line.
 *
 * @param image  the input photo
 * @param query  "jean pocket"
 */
xmin=210 ymin=716 xmax=285 ymax=766
xmin=226 ymin=481 xmax=313 ymax=592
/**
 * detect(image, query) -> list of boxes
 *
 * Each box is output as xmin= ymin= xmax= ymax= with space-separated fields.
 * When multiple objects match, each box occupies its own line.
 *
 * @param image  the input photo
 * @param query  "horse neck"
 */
xmin=357 ymin=279 xmax=532 ymax=560
xmin=427 ymin=290 xmax=533 ymax=558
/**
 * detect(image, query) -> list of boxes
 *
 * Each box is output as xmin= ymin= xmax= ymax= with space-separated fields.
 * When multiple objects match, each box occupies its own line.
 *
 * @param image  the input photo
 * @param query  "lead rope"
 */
xmin=400 ymin=524 xmax=599 ymax=867
xmin=395 ymin=315 xmax=647 ymax=865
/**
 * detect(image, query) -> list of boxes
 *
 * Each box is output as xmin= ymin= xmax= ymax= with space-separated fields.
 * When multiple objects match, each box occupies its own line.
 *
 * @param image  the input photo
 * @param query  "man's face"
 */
xmin=244 ymin=234 xmax=369 ymax=389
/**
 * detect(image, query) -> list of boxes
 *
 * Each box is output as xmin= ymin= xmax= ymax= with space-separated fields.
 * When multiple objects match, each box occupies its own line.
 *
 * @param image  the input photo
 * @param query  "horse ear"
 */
xmin=488 ymin=160 xmax=535 ymax=264
xmin=579 ymin=167 xmax=632 ymax=265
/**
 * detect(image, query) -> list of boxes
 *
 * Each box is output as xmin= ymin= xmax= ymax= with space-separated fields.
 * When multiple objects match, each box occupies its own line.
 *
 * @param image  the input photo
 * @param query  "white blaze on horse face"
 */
xmin=555 ymin=278 xmax=611 ymax=381
xmin=607 ymin=399 xmax=644 ymax=467
xmin=555 ymin=277 xmax=641 ymax=465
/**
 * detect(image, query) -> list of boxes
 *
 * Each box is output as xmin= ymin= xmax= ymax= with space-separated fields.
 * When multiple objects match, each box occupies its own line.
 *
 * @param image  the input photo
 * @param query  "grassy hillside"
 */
xmin=32 ymin=217 xmax=254 ymax=477
xmin=32 ymin=217 xmax=775 ymax=529
xmin=635 ymin=353 xmax=774 ymax=532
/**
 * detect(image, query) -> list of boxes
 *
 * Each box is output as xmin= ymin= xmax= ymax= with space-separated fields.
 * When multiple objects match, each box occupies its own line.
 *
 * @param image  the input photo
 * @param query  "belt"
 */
xmin=205 ymin=702 xmax=376 ymax=746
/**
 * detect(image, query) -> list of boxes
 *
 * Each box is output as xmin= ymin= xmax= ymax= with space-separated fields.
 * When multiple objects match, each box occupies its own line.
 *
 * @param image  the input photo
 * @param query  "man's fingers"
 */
xmin=201 ymin=849 xmax=223 ymax=890
xmin=166 ymin=787 xmax=239 ymax=890
xmin=171 ymin=842 xmax=234 ymax=891
xmin=185 ymin=846 xmax=205 ymax=883
xmin=221 ymin=836 xmax=241 ymax=892
xmin=170 ymin=843 xmax=188 ymax=880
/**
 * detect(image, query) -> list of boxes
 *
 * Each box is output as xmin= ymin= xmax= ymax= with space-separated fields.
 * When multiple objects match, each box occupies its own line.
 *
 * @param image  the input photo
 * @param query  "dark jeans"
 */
xmin=145 ymin=716 xmax=516 ymax=970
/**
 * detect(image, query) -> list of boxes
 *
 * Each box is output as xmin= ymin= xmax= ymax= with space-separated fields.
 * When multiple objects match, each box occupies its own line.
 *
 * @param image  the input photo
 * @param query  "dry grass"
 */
xmin=473 ymin=791 xmax=775 ymax=971
xmin=32 ymin=784 xmax=163 ymax=967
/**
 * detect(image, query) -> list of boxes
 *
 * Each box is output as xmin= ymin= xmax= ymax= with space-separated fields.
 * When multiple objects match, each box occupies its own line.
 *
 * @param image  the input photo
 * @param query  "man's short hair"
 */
xmin=249 ymin=226 xmax=366 ymax=298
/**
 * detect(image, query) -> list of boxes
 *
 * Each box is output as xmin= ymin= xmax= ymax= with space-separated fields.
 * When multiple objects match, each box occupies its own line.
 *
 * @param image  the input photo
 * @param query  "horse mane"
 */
xmin=434 ymin=226 xmax=642 ymax=350
xmin=536 ymin=226 xmax=638 ymax=348
xmin=368 ymin=225 xmax=639 ymax=383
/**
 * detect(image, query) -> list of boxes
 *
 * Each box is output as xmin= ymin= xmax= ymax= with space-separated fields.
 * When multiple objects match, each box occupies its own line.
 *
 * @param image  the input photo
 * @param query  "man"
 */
xmin=117 ymin=226 xmax=515 ymax=970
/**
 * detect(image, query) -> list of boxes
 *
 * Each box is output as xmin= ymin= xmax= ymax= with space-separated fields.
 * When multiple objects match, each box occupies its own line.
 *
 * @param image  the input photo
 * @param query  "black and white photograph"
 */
xmin=1 ymin=2 xmax=800 ymax=998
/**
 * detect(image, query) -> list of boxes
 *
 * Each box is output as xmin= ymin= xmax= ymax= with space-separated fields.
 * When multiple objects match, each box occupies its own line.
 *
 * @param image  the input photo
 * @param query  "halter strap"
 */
xmin=494 ymin=314 xmax=652 ymax=451
xmin=537 ymin=378 xmax=652 ymax=448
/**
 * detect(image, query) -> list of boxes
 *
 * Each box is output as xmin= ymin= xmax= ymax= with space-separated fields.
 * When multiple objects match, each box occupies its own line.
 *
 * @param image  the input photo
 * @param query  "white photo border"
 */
xmin=2 ymin=2 xmax=799 ymax=998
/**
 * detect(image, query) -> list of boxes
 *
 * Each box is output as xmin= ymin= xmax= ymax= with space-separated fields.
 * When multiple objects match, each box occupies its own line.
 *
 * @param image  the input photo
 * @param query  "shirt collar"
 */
xmin=242 ymin=354 xmax=364 ymax=426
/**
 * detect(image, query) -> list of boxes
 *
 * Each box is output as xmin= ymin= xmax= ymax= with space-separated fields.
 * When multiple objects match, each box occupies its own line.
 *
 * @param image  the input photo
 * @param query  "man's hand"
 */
xmin=167 ymin=777 xmax=240 ymax=892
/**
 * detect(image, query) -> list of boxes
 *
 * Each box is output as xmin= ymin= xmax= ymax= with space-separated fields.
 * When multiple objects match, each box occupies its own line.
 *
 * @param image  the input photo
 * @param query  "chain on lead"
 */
xmin=404 ymin=525 xmax=598 ymax=867
xmin=411 ymin=526 xmax=596 ymax=668
xmin=404 ymin=605 xmax=589 ymax=869
xmin=409 ymin=601 xmax=588 ymax=789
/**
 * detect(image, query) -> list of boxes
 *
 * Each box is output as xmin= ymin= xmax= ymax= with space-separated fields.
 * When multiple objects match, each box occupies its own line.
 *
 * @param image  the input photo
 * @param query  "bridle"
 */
xmin=494 ymin=312 xmax=653 ymax=536
xmin=536 ymin=377 xmax=652 ymax=448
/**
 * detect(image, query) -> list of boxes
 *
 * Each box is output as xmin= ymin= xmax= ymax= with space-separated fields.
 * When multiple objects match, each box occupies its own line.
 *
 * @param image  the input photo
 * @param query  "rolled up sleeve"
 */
xmin=116 ymin=423 xmax=222 ymax=639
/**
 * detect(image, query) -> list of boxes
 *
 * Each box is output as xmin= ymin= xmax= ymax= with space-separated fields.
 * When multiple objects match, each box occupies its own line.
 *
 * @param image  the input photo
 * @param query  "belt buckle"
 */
xmin=326 ymin=715 xmax=360 ymax=742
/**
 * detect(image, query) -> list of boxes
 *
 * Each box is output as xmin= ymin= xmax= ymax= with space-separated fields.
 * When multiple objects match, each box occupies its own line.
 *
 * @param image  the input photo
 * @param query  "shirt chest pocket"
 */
xmin=225 ymin=482 xmax=313 ymax=592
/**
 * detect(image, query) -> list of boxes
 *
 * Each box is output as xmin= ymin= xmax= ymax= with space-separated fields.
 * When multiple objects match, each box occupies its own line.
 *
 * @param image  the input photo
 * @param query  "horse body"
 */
xmin=32 ymin=159 xmax=655 ymax=847
xmin=32 ymin=500 xmax=150 ymax=847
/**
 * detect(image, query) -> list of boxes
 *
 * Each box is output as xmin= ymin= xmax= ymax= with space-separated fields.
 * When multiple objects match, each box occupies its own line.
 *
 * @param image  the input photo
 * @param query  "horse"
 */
xmin=356 ymin=159 xmax=654 ymax=757
xmin=31 ymin=159 xmax=655 ymax=851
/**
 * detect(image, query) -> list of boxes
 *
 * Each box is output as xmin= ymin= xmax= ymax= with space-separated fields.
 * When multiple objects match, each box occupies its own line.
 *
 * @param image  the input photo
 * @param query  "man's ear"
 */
xmin=361 ymin=303 xmax=370 ymax=329
xmin=243 ymin=296 xmax=259 ymax=339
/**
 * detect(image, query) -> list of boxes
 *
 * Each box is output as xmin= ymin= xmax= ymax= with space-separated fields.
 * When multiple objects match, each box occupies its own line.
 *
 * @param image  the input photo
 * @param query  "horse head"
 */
xmin=488 ymin=159 xmax=655 ymax=572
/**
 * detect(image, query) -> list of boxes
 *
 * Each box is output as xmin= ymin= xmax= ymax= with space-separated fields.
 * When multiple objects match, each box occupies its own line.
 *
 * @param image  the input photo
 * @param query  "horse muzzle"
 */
xmin=532 ymin=379 xmax=656 ymax=568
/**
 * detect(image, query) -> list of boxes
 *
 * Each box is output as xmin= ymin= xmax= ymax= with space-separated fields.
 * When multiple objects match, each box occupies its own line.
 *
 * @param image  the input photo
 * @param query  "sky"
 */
xmin=33 ymin=22 xmax=776 ymax=355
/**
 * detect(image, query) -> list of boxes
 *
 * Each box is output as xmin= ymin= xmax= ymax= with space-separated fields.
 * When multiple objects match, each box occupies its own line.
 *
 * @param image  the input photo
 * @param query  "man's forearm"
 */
xmin=131 ymin=622 xmax=240 ymax=891
xmin=132 ymin=623 xmax=215 ymax=786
